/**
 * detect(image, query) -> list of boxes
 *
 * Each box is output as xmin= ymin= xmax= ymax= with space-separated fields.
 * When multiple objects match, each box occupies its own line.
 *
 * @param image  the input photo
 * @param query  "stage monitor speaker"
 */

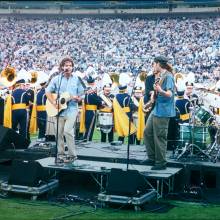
xmin=8 ymin=160 xmax=50 ymax=187
xmin=0 ymin=125 xmax=30 ymax=151
xmin=106 ymin=168 xmax=141 ymax=196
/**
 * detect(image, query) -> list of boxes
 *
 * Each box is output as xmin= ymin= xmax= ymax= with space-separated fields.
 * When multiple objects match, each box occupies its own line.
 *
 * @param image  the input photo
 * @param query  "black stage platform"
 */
xmin=1 ymin=141 xmax=220 ymax=200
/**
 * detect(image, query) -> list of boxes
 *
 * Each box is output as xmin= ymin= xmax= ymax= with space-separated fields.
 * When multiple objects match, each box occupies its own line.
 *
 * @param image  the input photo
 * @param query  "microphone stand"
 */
xmin=126 ymin=70 xmax=140 ymax=170
xmin=55 ymin=73 xmax=63 ymax=164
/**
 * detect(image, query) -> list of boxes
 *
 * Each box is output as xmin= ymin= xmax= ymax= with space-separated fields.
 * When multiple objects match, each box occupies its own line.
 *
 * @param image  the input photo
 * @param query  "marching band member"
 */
xmin=132 ymin=85 xmax=143 ymax=145
xmin=1 ymin=66 xmax=17 ymax=129
xmin=99 ymin=83 xmax=114 ymax=143
xmin=83 ymin=76 xmax=103 ymax=142
xmin=36 ymin=73 xmax=49 ymax=140
xmin=175 ymin=78 xmax=191 ymax=124
xmin=113 ymin=73 xmax=136 ymax=144
xmin=185 ymin=72 xmax=199 ymax=107
xmin=211 ymin=80 xmax=220 ymax=116
xmin=132 ymin=70 xmax=147 ymax=144
xmin=0 ymin=89 xmax=5 ymax=125
xmin=11 ymin=78 xmax=31 ymax=138
xmin=26 ymin=71 xmax=38 ymax=141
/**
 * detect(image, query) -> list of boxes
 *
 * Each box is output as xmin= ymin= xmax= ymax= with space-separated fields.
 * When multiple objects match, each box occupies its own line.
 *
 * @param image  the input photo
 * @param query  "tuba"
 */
xmin=0 ymin=66 xmax=17 ymax=87
xmin=109 ymin=72 xmax=119 ymax=85
xmin=174 ymin=72 xmax=185 ymax=85
xmin=30 ymin=71 xmax=38 ymax=84
xmin=139 ymin=70 xmax=147 ymax=82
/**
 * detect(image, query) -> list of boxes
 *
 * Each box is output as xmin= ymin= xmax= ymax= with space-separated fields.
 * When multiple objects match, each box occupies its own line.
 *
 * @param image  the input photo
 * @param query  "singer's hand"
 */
xmin=53 ymin=103 xmax=59 ymax=109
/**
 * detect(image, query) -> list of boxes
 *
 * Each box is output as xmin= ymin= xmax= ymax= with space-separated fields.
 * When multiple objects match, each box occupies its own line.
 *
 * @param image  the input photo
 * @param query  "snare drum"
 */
xmin=179 ymin=123 xmax=209 ymax=149
xmin=98 ymin=112 xmax=113 ymax=133
xmin=195 ymin=106 xmax=214 ymax=125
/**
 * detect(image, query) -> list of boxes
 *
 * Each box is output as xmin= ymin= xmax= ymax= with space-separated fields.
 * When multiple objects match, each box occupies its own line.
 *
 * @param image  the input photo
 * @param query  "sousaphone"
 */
xmin=0 ymin=66 xmax=17 ymax=87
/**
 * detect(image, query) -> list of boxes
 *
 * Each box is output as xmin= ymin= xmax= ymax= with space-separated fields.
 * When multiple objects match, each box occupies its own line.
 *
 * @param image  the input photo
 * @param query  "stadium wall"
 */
xmin=0 ymin=10 xmax=220 ymax=20
xmin=0 ymin=6 xmax=220 ymax=15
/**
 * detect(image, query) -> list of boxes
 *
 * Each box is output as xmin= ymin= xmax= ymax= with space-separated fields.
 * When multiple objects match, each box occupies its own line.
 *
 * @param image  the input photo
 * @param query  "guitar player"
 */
xmin=46 ymin=57 xmax=85 ymax=163
xmin=143 ymin=56 xmax=176 ymax=170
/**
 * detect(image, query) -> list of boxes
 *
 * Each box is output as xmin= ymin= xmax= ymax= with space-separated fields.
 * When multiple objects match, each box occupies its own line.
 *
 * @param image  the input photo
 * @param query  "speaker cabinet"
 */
xmin=8 ymin=160 xmax=50 ymax=187
xmin=106 ymin=168 xmax=142 ymax=196
xmin=0 ymin=125 xmax=30 ymax=151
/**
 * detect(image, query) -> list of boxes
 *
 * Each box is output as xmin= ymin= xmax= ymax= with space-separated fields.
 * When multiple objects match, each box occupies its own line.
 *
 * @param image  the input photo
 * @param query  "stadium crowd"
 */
xmin=0 ymin=16 xmax=220 ymax=80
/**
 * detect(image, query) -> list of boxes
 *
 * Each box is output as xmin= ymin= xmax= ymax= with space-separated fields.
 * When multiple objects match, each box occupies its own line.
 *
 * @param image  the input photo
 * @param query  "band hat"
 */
xmin=103 ymin=83 xmax=112 ymax=89
xmin=118 ymin=84 xmax=127 ymax=91
xmin=16 ymin=79 xmax=25 ymax=84
xmin=101 ymin=73 xmax=112 ymax=89
xmin=37 ymin=72 xmax=49 ymax=85
xmin=134 ymin=86 xmax=143 ymax=93
xmin=86 ymin=75 xmax=95 ymax=84
xmin=17 ymin=68 xmax=30 ymax=83
xmin=215 ymin=80 xmax=220 ymax=92
xmin=185 ymin=72 xmax=195 ymax=87
xmin=176 ymin=78 xmax=186 ymax=92
xmin=176 ymin=90 xmax=185 ymax=96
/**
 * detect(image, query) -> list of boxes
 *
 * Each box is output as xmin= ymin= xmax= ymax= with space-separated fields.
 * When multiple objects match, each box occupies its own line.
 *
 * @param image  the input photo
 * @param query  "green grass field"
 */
xmin=1 ymin=198 xmax=220 ymax=220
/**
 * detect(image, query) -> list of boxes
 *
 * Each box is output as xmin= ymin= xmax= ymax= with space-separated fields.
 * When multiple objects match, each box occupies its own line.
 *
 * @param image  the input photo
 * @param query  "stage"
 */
xmin=1 ymin=140 xmax=220 ymax=202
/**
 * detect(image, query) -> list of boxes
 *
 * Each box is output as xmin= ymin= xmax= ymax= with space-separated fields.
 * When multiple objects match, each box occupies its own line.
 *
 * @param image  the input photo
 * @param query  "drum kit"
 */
xmin=174 ymin=102 xmax=220 ymax=162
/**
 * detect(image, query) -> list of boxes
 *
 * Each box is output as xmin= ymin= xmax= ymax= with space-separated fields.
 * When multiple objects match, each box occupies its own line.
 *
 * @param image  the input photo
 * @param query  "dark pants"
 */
xmin=37 ymin=112 xmax=47 ymax=139
xmin=84 ymin=111 xmax=96 ymax=141
xmin=12 ymin=110 xmax=27 ymax=139
xmin=118 ymin=134 xmax=135 ymax=144
xmin=101 ymin=128 xmax=114 ymax=143
xmin=144 ymin=112 xmax=170 ymax=166
xmin=0 ymin=98 xmax=4 ymax=125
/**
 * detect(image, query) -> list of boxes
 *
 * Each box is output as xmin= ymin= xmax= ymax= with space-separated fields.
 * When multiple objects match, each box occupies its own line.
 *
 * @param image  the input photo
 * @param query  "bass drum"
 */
xmin=179 ymin=123 xmax=209 ymax=149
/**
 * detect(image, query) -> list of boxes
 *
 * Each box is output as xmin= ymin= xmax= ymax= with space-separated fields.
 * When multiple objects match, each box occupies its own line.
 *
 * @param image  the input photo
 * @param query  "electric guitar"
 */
xmin=46 ymin=92 xmax=71 ymax=117
xmin=143 ymin=77 xmax=161 ymax=113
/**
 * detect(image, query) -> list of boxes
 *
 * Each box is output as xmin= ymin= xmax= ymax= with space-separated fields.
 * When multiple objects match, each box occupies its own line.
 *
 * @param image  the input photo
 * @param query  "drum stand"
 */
xmin=177 ymin=106 xmax=211 ymax=160
xmin=206 ymin=128 xmax=220 ymax=163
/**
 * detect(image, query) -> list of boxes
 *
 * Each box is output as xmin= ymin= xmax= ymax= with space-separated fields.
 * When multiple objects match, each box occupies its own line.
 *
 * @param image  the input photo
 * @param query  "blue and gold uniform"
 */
xmin=36 ymin=87 xmax=47 ymax=139
xmin=83 ymin=77 xmax=103 ymax=141
xmin=175 ymin=91 xmax=190 ymax=124
xmin=0 ymin=96 xmax=4 ymax=125
xmin=26 ymin=87 xmax=35 ymax=141
xmin=11 ymin=80 xmax=30 ymax=138
xmin=115 ymin=85 xmax=136 ymax=144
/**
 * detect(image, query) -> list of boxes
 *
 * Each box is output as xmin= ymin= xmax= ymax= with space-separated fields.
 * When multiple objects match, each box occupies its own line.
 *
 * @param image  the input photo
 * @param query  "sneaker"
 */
xmin=56 ymin=157 xmax=64 ymax=164
xmin=64 ymin=156 xmax=78 ymax=163
xmin=151 ymin=164 xmax=167 ymax=170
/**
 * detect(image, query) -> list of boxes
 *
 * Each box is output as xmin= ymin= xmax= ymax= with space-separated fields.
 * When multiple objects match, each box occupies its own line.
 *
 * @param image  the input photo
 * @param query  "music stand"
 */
xmin=177 ymin=105 xmax=211 ymax=160
xmin=54 ymin=73 xmax=63 ymax=164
